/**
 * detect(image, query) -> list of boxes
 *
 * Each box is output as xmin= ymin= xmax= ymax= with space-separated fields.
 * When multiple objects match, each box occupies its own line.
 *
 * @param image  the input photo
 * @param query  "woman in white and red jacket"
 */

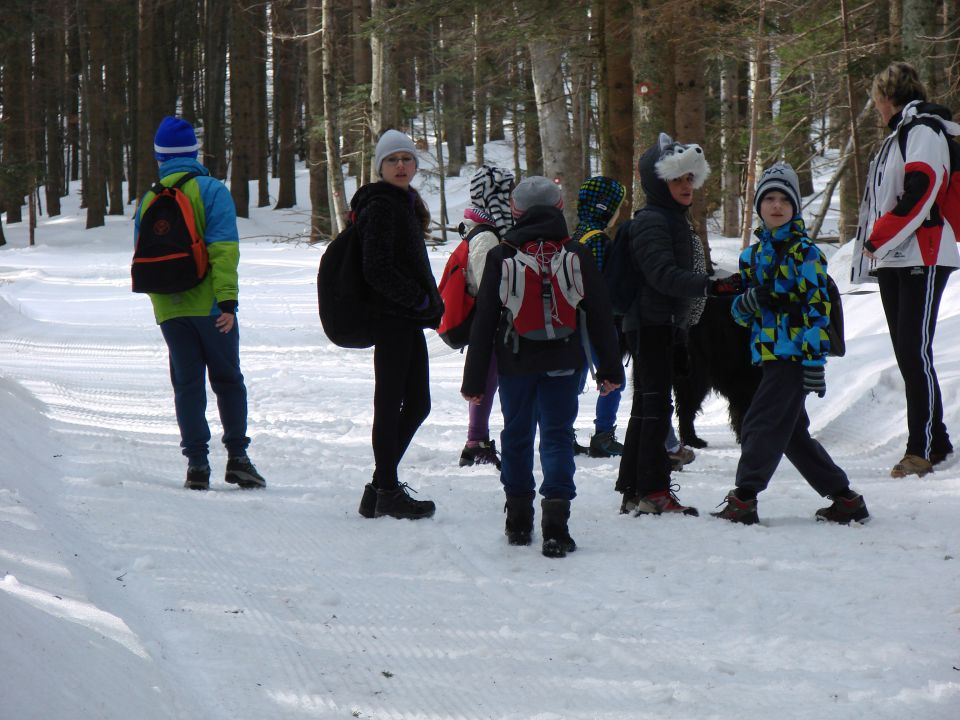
xmin=852 ymin=61 xmax=960 ymax=478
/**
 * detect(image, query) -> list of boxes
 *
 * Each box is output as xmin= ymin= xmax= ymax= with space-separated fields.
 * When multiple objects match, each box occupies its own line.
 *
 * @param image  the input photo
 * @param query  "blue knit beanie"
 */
xmin=154 ymin=116 xmax=200 ymax=161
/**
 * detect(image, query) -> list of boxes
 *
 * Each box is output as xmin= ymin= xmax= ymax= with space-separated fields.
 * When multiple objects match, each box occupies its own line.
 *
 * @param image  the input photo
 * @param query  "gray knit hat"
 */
xmin=510 ymin=176 xmax=563 ymax=218
xmin=374 ymin=129 xmax=418 ymax=177
xmin=754 ymin=162 xmax=801 ymax=217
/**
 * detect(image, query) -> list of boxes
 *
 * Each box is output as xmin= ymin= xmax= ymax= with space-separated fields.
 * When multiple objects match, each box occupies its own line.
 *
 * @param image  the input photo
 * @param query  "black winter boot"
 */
xmin=589 ymin=428 xmax=623 ymax=457
xmin=504 ymin=492 xmax=535 ymax=546
xmin=225 ymin=456 xmax=267 ymax=489
xmin=358 ymin=482 xmax=377 ymax=518
xmin=184 ymin=464 xmax=211 ymax=491
xmin=374 ymin=483 xmax=436 ymax=519
xmin=540 ymin=498 xmax=577 ymax=559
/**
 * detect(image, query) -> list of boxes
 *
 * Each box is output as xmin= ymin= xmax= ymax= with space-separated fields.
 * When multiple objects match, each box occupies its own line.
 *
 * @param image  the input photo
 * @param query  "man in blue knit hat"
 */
xmin=135 ymin=116 xmax=266 ymax=490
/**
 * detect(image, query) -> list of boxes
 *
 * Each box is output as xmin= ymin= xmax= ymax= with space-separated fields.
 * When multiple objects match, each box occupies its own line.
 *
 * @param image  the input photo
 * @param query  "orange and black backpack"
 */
xmin=132 ymin=172 xmax=209 ymax=294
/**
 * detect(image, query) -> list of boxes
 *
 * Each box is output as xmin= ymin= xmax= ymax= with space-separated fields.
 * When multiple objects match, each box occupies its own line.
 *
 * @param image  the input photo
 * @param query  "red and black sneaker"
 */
xmin=635 ymin=485 xmax=699 ymax=517
xmin=710 ymin=490 xmax=759 ymax=525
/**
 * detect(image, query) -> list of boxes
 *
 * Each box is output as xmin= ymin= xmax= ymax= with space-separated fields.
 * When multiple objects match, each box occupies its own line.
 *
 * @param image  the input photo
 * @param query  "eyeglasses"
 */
xmin=383 ymin=155 xmax=416 ymax=166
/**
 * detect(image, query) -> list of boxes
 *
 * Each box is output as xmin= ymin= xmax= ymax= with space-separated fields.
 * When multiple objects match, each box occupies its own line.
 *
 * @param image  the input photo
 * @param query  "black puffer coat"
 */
xmin=622 ymin=143 xmax=710 ymax=332
xmin=352 ymin=181 xmax=443 ymax=328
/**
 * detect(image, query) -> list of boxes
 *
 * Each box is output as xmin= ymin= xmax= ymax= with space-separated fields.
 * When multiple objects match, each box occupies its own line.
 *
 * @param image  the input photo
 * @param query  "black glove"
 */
xmin=708 ymin=273 xmax=743 ymax=297
xmin=802 ymin=365 xmax=826 ymax=398
xmin=738 ymin=286 xmax=771 ymax=315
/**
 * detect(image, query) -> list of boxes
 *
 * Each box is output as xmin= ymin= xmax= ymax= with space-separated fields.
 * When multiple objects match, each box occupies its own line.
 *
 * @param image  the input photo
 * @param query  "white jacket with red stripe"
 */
xmin=851 ymin=100 xmax=960 ymax=284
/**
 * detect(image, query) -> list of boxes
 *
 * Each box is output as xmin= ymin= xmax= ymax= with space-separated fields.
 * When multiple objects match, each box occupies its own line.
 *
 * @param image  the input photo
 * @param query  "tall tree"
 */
xmin=273 ymin=0 xmax=301 ymax=209
xmin=80 ymin=0 xmax=108 ymax=228
xmin=230 ymin=0 xmax=260 ymax=217
xmin=598 ymin=0 xmax=634 ymax=216
xmin=203 ymin=0 xmax=229 ymax=179
xmin=323 ymin=0 xmax=348 ymax=231
xmin=528 ymin=39 xmax=579 ymax=228
xmin=307 ymin=0 xmax=330 ymax=241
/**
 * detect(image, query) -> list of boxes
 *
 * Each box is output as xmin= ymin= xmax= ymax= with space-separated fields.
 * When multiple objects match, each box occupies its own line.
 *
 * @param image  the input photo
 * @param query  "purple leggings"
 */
xmin=467 ymin=354 xmax=499 ymax=441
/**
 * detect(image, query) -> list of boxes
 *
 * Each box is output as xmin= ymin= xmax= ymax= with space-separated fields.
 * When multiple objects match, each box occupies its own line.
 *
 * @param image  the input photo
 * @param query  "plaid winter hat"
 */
xmin=154 ymin=116 xmax=199 ymax=161
xmin=577 ymin=176 xmax=626 ymax=227
xmin=510 ymin=176 xmax=563 ymax=219
xmin=754 ymin=162 xmax=801 ymax=217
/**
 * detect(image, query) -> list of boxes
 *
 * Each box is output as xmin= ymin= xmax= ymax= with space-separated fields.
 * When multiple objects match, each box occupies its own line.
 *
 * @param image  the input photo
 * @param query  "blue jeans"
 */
xmin=577 ymin=344 xmax=623 ymax=434
xmin=498 ymin=371 xmax=580 ymax=500
xmin=160 ymin=316 xmax=250 ymax=465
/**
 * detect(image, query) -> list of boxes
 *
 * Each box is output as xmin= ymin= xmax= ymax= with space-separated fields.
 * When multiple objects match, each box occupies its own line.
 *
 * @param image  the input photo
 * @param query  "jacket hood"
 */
xmin=894 ymin=100 xmax=960 ymax=136
xmin=573 ymin=176 xmax=625 ymax=241
xmin=158 ymin=157 xmax=210 ymax=179
xmin=351 ymin=181 xmax=415 ymax=213
xmin=503 ymin=206 xmax=569 ymax=248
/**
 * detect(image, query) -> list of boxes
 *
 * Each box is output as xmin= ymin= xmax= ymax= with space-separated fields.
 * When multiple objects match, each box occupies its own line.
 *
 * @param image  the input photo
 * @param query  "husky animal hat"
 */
xmin=652 ymin=132 xmax=710 ymax=187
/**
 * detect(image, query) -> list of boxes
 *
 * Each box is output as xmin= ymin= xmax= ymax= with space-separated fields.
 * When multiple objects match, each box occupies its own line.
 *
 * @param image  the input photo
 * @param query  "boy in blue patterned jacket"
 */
xmin=712 ymin=163 xmax=867 ymax=525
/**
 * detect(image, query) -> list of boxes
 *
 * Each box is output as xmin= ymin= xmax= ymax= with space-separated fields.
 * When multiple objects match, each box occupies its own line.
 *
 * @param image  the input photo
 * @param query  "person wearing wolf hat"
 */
xmin=711 ymin=162 xmax=869 ymax=525
xmin=570 ymin=175 xmax=628 ymax=458
xmin=853 ymin=61 xmax=959 ymax=478
xmin=615 ymin=132 xmax=741 ymax=517
xmin=135 ymin=116 xmax=266 ymax=491
xmin=457 ymin=165 xmax=516 ymax=471
xmin=461 ymin=176 xmax=624 ymax=558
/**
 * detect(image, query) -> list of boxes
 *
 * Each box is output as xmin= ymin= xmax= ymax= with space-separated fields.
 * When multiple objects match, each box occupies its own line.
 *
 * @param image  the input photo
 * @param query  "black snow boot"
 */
xmin=184 ymin=464 xmax=211 ymax=491
xmin=358 ymin=482 xmax=377 ymax=518
xmin=504 ymin=492 xmax=535 ymax=546
xmin=540 ymin=498 xmax=577 ymax=559
xmin=589 ymin=428 xmax=623 ymax=457
xmin=374 ymin=483 xmax=436 ymax=520
xmin=225 ymin=455 xmax=267 ymax=489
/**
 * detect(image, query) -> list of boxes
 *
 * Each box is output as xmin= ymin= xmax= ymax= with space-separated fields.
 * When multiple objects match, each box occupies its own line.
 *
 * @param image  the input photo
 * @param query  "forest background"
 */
xmin=1 ymin=0 xmax=958 ymax=262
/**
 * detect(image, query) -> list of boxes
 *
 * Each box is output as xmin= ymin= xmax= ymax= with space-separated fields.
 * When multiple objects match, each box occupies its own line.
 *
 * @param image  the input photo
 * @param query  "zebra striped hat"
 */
xmin=470 ymin=165 xmax=515 ymax=235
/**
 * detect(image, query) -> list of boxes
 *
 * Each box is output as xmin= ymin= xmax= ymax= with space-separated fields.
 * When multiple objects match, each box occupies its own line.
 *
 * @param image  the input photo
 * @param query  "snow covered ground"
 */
xmin=1 ymin=146 xmax=958 ymax=719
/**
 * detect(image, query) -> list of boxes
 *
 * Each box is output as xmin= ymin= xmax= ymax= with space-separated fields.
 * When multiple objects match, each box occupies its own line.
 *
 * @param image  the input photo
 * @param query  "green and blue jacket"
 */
xmin=134 ymin=158 xmax=240 ymax=324
xmin=731 ymin=217 xmax=831 ymax=367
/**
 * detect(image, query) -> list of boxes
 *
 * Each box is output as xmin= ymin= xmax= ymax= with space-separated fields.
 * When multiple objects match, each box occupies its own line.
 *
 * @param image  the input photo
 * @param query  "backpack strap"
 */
xmin=148 ymin=171 xmax=201 ymax=201
xmin=464 ymin=222 xmax=500 ymax=243
xmin=577 ymin=228 xmax=604 ymax=245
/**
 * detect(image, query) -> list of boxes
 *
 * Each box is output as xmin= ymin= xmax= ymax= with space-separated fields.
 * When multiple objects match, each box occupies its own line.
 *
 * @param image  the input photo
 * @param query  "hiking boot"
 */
xmin=589 ymin=429 xmax=623 ymax=458
xmin=184 ymin=464 xmax=211 ymax=491
xmin=930 ymin=449 xmax=953 ymax=467
xmin=619 ymin=492 xmax=640 ymax=515
xmin=573 ymin=436 xmax=590 ymax=456
xmin=890 ymin=454 xmax=933 ymax=478
xmin=815 ymin=492 xmax=869 ymax=524
xmin=225 ymin=456 xmax=267 ymax=488
xmin=504 ymin=492 xmax=535 ymax=546
xmin=358 ymin=482 xmax=377 ymax=518
xmin=459 ymin=441 xmax=502 ymax=470
xmin=710 ymin=490 xmax=759 ymax=525
xmin=668 ymin=445 xmax=696 ymax=471
xmin=541 ymin=498 xmax=576 ymax=558
xmin=374 ymin=483 xmax=436 ymax=520
xmin=634 ymin=485 xmax=699 ymax=517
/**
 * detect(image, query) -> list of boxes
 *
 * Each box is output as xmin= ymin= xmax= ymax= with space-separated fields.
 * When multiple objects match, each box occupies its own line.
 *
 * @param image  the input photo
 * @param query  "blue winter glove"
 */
xmin=738 ymin=286 xmax=771 ymax=315
xmin=802 ymin=365 xmax=826 ymax=398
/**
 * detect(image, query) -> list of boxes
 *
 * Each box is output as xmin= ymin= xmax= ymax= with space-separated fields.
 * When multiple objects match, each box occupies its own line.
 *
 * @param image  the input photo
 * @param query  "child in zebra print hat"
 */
xmin=469 ymin=164 xmax=515 ymax=236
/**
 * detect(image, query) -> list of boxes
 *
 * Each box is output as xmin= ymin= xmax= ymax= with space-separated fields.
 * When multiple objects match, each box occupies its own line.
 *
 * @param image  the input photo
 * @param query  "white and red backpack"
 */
xmin=499 ymin=239 xmax=585 ymax=349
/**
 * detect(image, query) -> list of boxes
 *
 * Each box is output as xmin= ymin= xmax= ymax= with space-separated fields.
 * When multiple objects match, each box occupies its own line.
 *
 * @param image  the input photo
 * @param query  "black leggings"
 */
xmin=877 ymin=266 xmax=953 ymax=459
xmin=616 ymin=325 xmax=674 ymax=496
xmin=372 ymin=318 xmax=431 ymax=489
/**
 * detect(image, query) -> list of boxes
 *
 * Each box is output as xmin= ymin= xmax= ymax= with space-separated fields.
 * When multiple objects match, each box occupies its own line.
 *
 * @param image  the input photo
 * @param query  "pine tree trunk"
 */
xmin=674 ymin=39 xmax=710 ymax=267
xmin=719 ymin=58 xmax=740 ymax=237
xmin=81 ymin=0 xmax=107 ymax=229
xmin=39 ymin=0 xmax=66 ymax=217
xmin=323 ymin=0 xmax=348 ymax=232
xmin=522 ymin=59 xmax=543 ymax=176
xmin=202 ymin=0 xmax=229 ymax=179
xmin=528 ymin=39 xmax=578 ymax=227
xmin=104 ymin=2 xmax=128 ymax=216
xmin=348 ymin=0 xmax=372 ymax=183
xmin=472 ymin=8 xmax=486 ymax=167
xmin=902 ymin=0 xmax=939 ymax=94
xmin=230 ymin=0 xmax=258 ymax=217
xmin=252 ymin=0 xmax=270 ymax=209
xmin=273 ymin=0 xmax=299 ymax=209
xmin=307 ymin=0 xmax=330 ymax=241
xmin=598 ymin=0 xmax=633 ymax=216
xmin=443 ymin=78 xmax=465 ymax=177
xmin=369 ymin=0 xmax=400 ymax=178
